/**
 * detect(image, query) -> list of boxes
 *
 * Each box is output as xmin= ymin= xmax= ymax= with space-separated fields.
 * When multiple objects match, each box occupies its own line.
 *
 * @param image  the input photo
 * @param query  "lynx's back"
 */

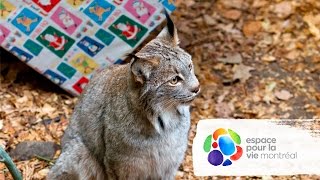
xmin=48 ymin=12 xmax=200 ymax=180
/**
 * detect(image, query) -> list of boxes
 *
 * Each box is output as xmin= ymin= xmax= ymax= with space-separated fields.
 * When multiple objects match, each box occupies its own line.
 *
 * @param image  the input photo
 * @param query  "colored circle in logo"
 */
xmin=203 ymin=128 xmax=243 ymax=166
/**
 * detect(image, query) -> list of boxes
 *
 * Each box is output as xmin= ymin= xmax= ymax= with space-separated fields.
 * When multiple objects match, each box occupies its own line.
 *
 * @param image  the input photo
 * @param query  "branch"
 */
xmin=0 ymin=147 xmax=22 ymax=180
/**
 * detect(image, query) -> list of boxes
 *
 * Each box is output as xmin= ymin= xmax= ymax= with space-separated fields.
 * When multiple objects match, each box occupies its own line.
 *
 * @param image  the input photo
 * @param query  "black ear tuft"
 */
xmin=155 ymin=9 xmax=179 ymax=46
xmin=164 ymin=10 xmax=174 ymax=37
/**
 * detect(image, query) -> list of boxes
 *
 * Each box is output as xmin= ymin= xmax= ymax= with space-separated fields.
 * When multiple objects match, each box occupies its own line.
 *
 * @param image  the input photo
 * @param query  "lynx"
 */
xmin=48 ymin=12 xmax=200 ymax=180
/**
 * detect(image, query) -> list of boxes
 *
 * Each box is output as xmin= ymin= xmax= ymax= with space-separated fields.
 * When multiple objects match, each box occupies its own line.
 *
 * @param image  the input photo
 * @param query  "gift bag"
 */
xmin=0 ymin=0 xmax=176 ymax=95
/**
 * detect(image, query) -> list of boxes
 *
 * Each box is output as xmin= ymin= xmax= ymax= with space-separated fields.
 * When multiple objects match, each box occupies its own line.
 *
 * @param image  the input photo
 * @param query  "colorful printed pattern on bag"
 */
xmin=162 ymin=0 xmax=176 ymax=11
xmin=84 ymin=0 xmax=115 ymax=25
xmin=10 ymin=46 xmax=33 ymax=62
xmin=95 ymin=29 xmax=115 ymax=46
xmin=124 ymin=0 xmax=156 ymax=24
xmin=44 ymin=69 xmax=66 ymax=85
xmin=32 ymin=0 xmax=61 ymax=13
xmin=70 ymin=53 xmax=98 ymax=75
xmin=77 ymin=36 xmax=104 ymax=57
xmin=23 ymin=39 xmax=43 ymax=56
xmin=109 ymin=15 xmax=148 ymax=47
xmin=36 ymin=26 xmax=75 ymax=58
xmin=0 ymin=0 xmax=176 ymax=96
xmin=72 ymin=76 xmax=89 ymax=94
xmin=51 ymin=6 xmax=82 ymax=35
xmin=0 ymin=0 xmax=16 ymax=20
xmin=11 ymin=8 xmax=42 ymax=35
xmin=0 ymin=24 xmax=10 ymax=44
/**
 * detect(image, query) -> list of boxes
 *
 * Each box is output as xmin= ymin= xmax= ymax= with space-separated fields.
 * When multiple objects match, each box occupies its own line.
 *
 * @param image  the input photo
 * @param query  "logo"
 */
xmin=203 ymin=128 xmax=243 ymax=166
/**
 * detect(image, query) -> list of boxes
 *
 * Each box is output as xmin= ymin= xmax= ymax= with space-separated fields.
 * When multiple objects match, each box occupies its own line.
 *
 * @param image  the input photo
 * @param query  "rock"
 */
xmin=221 ymin=9 xmax=242 ymax=20
xmin=217 ymin=53 xmax=242 ymax=64
xmin=242 ymin=21 xmax=262 ymax=37
xmin=10 ymin=141 xmax=60 ymax=161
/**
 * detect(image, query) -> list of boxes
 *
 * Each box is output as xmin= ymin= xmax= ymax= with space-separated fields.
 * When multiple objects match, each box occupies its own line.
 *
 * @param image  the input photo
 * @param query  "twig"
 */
xmin=35 ymin=155 xmax=55 ymax=165
xmin=0 ymin=147 xmax=22 ymax=180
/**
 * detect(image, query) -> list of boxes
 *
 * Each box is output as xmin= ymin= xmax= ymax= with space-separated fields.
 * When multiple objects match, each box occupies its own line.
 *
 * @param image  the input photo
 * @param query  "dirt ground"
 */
xmin=1 ymin=0 xmax=320 ymax=179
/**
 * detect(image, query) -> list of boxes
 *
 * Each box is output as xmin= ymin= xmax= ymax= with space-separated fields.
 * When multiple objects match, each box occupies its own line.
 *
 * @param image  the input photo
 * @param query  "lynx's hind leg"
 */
xmin=47 ymin=141 xmax=105 ymax=180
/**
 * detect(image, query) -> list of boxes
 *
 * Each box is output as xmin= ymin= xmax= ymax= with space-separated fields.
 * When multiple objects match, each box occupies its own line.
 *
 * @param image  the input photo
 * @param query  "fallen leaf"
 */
xmin=184 ymin=0 xmax=195 ymax=7
xmin=215 ymin=102 xmax=234 ymax=118
xmin=33 ymin=168 xmax=49 ymax=179
xmin=176 ymin=171 xmax=184 ymax=177
xmin=221 ymin=9 xmax=242 ymax=20
xmin=0 ymin=172 xmax=4 ymax=180
xmin=217 ymin=53 xmax=242 ymax=64
xmin=217 ymin=23 xmax=235 ymax=32
xmin=252 ymin=0 xmax=267 ymax=8
xmin=285 ymin=50 xmax=300 ymax=60
xmin=266 ymin=82 xmax=277 ymax=92
xmin=217 ymin=91 xmax=229 ymax=103
xmin=261 ymin=55 xmax=277 ymax=62
xmin=201 ymin=85 xmax=216 ymax=100
xmin=0 ymin=139 xmax=6 ymax=149
xmin=220 ymin=0 xmax=243 ymax=9
xmin=274 ymin=1 xmax=293 ymax=18
xmin=16 ymin=95 xmax=28 ymax=104
xmin=41 ymin=103 xmax=56 ymax=114
xmin=232 ymin=64 xmax=255 ymax=82
xmin=5 ymin=66 xmax=19 ymax=83
xmin=275 ymin=90 xmax=293 ymax=101
xmin=242 ymin=21 xmax=262 ymax=37
xmin=263 ymin=82 xmax=277 ymax=104
xmin=203 ymin=14 xmax=216 ymax=26
xmin=303 ymin=14 xmax=320 ymax=39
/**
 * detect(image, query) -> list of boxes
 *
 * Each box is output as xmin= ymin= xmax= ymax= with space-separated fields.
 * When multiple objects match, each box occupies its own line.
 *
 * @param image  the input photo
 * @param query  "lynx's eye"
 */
xmin=169 ymin=76 xmax=182 ymax=86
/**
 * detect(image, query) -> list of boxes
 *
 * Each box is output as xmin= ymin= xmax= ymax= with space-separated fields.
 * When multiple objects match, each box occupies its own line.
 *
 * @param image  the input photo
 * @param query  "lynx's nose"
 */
xmin=191 ymin=84 xmax=200 ymax=94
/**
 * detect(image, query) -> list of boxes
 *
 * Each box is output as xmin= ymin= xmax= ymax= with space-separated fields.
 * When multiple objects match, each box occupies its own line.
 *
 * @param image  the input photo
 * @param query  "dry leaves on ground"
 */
xmin=1 ymin=0 xmax=320 ymax=179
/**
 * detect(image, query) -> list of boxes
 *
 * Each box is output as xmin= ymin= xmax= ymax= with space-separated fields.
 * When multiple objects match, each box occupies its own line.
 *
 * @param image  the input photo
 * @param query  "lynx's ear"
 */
xmin=157 ymin=10 xmax=179 ymax=46
xmin=130 ymin=54 xmax=160 ymax=84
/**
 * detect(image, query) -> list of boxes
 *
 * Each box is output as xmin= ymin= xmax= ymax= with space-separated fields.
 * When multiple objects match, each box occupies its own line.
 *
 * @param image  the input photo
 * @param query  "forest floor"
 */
xmin=1 ymin=0 xmax=320 ymax=179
